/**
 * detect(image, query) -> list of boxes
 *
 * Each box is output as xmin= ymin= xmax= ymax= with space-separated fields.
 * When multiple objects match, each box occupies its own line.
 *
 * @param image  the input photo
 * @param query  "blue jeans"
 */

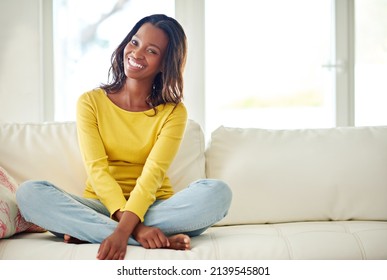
xmin=16 ymin=179 xmax=232 ymax=245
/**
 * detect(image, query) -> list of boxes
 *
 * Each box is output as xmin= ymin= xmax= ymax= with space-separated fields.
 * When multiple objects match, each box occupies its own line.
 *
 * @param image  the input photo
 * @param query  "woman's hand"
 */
xmin=97 ymin=229 xmax=129 ymax=260
xmin=97 ymin=211 xmax=140 ymax=260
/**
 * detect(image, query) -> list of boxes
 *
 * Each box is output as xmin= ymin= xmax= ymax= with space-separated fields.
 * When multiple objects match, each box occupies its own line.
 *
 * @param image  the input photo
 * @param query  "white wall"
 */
xmin=0 ymin=0 xmax=45 ymax=122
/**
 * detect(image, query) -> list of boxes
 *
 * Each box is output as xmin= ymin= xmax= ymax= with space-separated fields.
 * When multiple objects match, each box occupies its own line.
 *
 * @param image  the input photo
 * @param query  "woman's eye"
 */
xmin=131 ymin=39 xmax=138 ymax=46
xmin=148 ymin=49 xmax=157 ymax=54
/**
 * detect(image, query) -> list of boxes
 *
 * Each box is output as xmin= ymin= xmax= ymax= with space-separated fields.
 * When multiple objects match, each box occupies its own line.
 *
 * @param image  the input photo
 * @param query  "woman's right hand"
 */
xmin=97 ymin=210 xmax=140 ymax=260
xmin=97 ymin=228 xmax=129 ymax=260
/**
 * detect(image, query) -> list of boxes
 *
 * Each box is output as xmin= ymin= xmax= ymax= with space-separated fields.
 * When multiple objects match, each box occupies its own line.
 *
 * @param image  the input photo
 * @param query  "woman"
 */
xmin=16 ymin=14 xmax=232 ymax=260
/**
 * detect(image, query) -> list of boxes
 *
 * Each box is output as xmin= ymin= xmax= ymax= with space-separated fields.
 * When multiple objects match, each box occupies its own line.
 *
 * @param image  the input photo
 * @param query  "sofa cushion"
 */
xmin=0 ymin=122 xmax=86 ymax=196
xmin=2 ymin=221 xmax=386 ymax=259
xmin=0 ymin=166 xmax=32 ymax=238
xmin=168 ymin=119 xmax=206 ymax=192
xmin=206 ymin=126 xmax=387 ymax=225
xmin=0 ymin=120 xmax=205 ymax=196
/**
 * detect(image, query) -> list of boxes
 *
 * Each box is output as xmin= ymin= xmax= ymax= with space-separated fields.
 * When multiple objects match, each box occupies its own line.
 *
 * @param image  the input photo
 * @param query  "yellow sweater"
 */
xmin=76 ymin=88 xmax=187 ymax=221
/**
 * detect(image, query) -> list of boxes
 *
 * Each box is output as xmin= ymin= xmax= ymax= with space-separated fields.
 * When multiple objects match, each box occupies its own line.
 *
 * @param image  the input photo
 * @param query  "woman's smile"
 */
xmin=128 ymin=57 xmax=145 ymax=70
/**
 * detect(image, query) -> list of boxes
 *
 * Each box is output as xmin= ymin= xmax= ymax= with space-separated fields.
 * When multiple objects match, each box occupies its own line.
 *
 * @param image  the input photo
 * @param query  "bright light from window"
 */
xmin=205 ymin=0 xmax=335 ymax=135
xmin=355 ymin=0 xmax=387 ymax=126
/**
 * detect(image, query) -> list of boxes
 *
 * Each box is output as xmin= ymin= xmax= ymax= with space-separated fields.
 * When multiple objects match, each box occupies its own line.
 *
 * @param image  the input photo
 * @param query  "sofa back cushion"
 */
xmin=0 ymin=122 xmax=85 ymax=196
xmin=0 ymin=120 xmax=205 ymax=196
xmin=206 ymin=126 xmax=387 ymax=225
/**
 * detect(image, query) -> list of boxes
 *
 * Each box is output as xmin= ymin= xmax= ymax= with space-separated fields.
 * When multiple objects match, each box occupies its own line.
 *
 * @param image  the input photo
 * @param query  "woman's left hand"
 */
xmin=133 ymin=224 xmax=170 ymax=249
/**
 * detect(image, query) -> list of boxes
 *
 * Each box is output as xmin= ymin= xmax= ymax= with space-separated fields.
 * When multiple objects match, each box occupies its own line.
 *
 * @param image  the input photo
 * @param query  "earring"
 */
xmin=151 ymin=84 xmax=156 ymax=96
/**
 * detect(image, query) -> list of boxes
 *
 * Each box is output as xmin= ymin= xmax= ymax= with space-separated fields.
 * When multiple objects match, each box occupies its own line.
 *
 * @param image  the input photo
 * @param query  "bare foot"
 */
xmin=64 ymin=234 xmax=88 ymax=244
xmin=167 ymin=234 xmax=191 ymax=250
xmin=133 ymin=224 xmax=191 ymax=250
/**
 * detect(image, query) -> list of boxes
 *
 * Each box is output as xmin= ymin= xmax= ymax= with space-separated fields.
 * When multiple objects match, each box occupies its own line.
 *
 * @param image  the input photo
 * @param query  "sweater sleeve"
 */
xmin=76 ymin=93 xmax=127 ymax=216
xmin=122 ymin=103 xmax=188 ymax=221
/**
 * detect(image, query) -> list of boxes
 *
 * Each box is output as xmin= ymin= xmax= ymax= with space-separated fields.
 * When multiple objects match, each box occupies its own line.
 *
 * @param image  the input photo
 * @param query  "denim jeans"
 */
xmin=16 ymin=179 xmax=232 ymax=245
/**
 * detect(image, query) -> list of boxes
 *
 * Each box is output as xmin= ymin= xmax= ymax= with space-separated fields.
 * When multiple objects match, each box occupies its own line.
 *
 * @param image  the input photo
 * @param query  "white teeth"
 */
xmin=128 ymin=58 xmax=144 ymax=69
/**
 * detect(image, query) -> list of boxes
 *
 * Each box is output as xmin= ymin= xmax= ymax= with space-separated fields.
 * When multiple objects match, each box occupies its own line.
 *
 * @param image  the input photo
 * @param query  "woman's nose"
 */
xmin=132 ymin=48 xmax=144 ymax=59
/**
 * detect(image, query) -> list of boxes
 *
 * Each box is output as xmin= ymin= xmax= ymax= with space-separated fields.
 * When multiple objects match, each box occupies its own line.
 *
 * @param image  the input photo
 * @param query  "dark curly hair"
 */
xmin=101 ymin=14 xmax=187 ymax=108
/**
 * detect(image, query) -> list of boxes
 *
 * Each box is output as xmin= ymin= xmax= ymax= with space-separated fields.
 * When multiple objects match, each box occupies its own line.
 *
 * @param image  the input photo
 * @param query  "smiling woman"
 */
xmin=16 ymin=13 xmax=232 ymax=260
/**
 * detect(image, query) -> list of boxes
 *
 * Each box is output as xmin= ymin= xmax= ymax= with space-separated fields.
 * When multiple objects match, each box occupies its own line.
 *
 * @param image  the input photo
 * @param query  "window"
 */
xmin=354 ymin=0 xmax=387 ymax=126
xmin=52 ymin=0 xmax=387 ymax=131
xmin=53 ymin=0 xmax=174 ymax=121
xmin=205 ymin=0 xmax=336 ymax=135
xmin=204 ymin=0 xmax=387 ymax=137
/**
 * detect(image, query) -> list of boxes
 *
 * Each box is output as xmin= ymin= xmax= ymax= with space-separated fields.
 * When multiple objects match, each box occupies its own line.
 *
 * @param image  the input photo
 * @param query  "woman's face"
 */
xmin=123 ymin=23 xmax=169 ymax=82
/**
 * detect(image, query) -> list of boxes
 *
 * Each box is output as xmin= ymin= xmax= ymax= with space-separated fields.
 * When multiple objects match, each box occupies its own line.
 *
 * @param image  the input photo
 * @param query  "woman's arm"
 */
xmin=96 ymin=211 xmax=139 ymax=260
xmin=97 ymin=104 xmax=187 ymax=259
xmin=76 ymin=92 xmax=127 ymax=215
xmin=122 ymin=103 xmax=188 ymax=221
xmin=96 ymin=210 xmax=171 ymax=260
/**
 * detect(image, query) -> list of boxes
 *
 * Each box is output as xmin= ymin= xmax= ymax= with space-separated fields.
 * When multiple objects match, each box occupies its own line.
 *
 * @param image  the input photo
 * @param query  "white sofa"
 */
xmin=0 ymin=120 xmax=386 ymax=260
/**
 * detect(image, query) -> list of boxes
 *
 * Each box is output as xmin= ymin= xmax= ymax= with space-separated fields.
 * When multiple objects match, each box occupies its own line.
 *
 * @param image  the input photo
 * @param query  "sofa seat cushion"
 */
xmin=206 ymin=126 xmax=387 ymax=225
xmin=1 ymin=221 xmax=386 ymax=260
